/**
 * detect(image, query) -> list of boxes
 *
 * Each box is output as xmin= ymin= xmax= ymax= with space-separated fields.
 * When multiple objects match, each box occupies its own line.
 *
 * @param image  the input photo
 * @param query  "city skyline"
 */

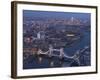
xmin=23 ymin=10 xmax=91 ymax=21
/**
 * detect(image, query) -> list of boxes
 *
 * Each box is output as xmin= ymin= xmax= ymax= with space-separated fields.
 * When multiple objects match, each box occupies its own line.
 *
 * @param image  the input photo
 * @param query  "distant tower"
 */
xmin=37 ymin=32 xmax=41 ymax=39
xmin=71 ymin=17 xmax=74 ymax=22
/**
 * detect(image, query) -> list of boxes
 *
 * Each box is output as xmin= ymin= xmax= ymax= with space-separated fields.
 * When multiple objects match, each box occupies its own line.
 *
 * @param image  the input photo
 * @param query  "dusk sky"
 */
xmin=23 ymin=10 xmax=91 ymax=20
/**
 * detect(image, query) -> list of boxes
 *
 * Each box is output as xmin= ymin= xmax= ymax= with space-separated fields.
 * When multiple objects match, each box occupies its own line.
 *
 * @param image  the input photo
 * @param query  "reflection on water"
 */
xmin=38 ymin=56 xmax=42 ymax=63
xmin=23 ymin=53 xmax=82 ymax=69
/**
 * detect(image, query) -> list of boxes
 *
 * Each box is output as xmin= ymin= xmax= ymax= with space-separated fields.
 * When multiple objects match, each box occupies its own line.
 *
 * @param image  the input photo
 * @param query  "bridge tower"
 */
xmin=48 ymin=45 xmax=53 ymax=57
xmin=59 ymin=48 xmax=64 ymax=59
xmin=37 ymin=49 xmax=42 ymax=55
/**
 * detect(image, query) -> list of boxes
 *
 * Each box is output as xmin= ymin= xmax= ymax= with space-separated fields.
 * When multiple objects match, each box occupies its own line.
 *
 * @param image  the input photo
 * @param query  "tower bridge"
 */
xmin=23 ymin=45 xmax=89 ymax=67
xmin=37 ymin=45 xmax=89 ymax=65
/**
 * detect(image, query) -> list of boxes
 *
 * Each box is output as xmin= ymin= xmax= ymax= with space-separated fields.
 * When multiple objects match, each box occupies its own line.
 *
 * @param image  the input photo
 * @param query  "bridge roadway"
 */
xmin=37 ymin=46 xmax=89 ymax=65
